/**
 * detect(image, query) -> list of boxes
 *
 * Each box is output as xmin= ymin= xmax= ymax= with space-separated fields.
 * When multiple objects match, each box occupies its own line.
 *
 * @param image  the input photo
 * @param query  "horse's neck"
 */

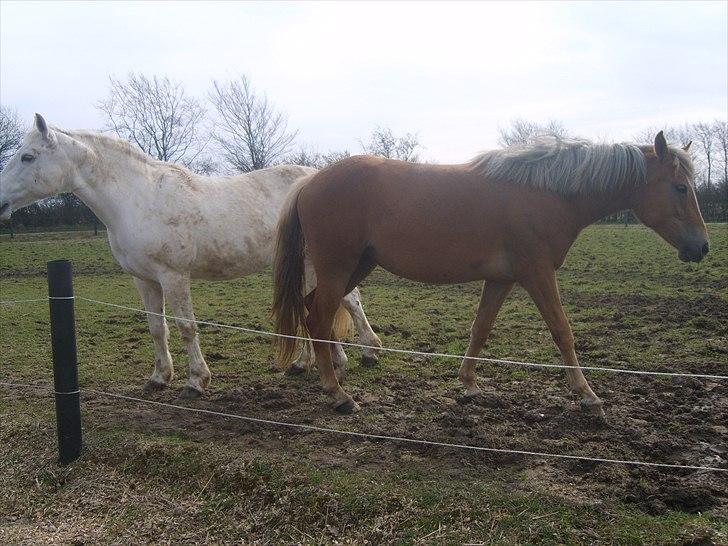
xmin=571 ymin=187 xmax=634 ymax=230
xmin=70 ymin=136 xmax=155 ymax=230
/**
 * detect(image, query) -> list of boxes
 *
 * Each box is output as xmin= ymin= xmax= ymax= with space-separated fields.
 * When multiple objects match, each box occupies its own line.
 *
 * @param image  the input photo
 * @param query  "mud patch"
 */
xmin=82 ymin=364 xmax=728 ymax=518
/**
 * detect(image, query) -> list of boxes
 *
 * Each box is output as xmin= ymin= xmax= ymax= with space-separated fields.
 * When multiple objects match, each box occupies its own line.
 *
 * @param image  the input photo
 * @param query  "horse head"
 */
xmin=0 ymin=114 xmax=90 ymax=221
xmin=631 ymin=131 xmax=709 ymax=263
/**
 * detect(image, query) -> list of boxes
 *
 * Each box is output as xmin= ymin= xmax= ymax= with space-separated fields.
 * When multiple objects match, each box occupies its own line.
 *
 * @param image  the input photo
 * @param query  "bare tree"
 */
xmin=285 ymin=145 xmax=324 ymax=168
xmin=633 ymin=125 xmax=693 ymax=147
xmin=321 ymin=149 xmax=351 ymax=166
xmin=713 ymin=119 xmax=728 ymax=184
xmin=187 ymin=156 xmax=220 ymax=176
xmin=0 ymin=106 xmax=25 ymax=171
xmin=361 ymin=126 xmax=420 ymax=162
xmin=209 ymin=76 xmax=297 ymax=172
xmin=97 ymin=73 xmax=207 ymax=164
xmin=497 ymin=119 xmax=568 ymax=147
xmin=285 ymin=145 xmax=351 ymax=169
xmin=693 ymin=122 xmax=716 ymax=187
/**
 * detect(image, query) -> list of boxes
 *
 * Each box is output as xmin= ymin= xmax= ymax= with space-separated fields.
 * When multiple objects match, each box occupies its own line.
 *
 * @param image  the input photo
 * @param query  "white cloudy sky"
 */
xmin=1 ymin=1 xmax=726 ymax=162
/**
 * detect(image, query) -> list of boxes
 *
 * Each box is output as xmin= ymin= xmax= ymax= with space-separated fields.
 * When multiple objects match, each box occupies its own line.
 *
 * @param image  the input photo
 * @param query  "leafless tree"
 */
xmin=713 ymin=119 xmax=728 ymax=184
xmin=97 ymin=73 xmax=207 ymax=164
xmin=209 ymin=76 xmax=297 ymax=172
xmin=284 ymin=145 xmax=324 ymax=168
xmin=187 ymin=156 xmax=220 ymax=176
xmin=285 ymin=145 xmax=351 ymax=169
xmin=0 ymin=106 xmax=25 ymax=171
xmin=321 ymin=149 xmax=351 ymax=166
xmin=692 ymin=122 xmax=716 ymax=187
xmin=361 ymin=126 xmax=420 ymax=162
xmin=632 ymin=125 xmax=693 ymax=148
xmin=497 ymin=119 xmax=568 ymax=147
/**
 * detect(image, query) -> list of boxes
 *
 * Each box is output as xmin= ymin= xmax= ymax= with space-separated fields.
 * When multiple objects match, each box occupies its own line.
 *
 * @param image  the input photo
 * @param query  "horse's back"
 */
xmin=297 ymin=156 xmax=578 ymax=284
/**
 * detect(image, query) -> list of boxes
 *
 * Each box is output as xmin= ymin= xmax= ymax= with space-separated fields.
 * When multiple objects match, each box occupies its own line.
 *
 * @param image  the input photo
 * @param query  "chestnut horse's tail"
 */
xmin=273 ymin=177 xmax=309 ymax=368
xmin=273 ymin=174 xmax=355 ymax=368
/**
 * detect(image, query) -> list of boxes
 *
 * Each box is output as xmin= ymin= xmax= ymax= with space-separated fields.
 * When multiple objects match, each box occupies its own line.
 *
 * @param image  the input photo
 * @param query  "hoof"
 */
xmin=285 ymin=363 xmax=307 ymax=376
xmin=143 ymin=379 xmax=167 ymax=394
xmin=333 ymin=397 xmax=360 ymax=414
xmin=178 ymin=386 xmax=204 ymax=399
xmin=458 ymin=392 xmax=481 ymax=405
xmin=464 ymin=385 xmax=482 ymax=398
xmin=360 ymin=355 xmax=379 ymax=368
xmin=580 ymin=398 xmax=606 ymax=419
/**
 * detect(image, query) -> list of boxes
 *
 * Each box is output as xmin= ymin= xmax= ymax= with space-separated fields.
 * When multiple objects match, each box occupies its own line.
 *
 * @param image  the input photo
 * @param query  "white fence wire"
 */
xmin=2 ymin=295 xmax=727 ymax=380
xmin=2 ymin=294 xmax=727 ymax=474
xmin=1 ymin=381 xmax=725 ymax=473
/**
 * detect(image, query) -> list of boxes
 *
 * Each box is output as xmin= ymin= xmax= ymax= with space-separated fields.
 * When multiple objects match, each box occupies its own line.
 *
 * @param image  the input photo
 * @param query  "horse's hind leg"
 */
xmin=521 ymin=271 xmax=605 ymax=419
xmin=134 ymin=277 xmax=175 ymax=393
xmin=342 ymin=287 xmax=382 ymax=367
xmin=291 ymin=255 xmax=355 ymax=379
xmin=160 ymin=273 xmax=211 ymax=399
xmin=459 ymin=281 xmax=513 ymax=397
xmin=307 ymin=279 xmax=359 ymax=413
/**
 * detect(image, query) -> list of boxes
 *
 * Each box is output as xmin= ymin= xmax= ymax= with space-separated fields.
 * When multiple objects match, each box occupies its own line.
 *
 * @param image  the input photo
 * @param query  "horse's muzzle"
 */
xmin=679 ymin=241 xmax=709 ymax=263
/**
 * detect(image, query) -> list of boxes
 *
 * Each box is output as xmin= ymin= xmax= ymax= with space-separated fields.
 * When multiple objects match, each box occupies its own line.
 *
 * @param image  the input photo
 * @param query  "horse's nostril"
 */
xmin=702 ymin=242 xmax=710 ymax=256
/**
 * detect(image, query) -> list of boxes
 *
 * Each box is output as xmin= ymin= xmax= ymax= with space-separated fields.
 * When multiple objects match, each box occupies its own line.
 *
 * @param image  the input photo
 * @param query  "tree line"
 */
xmin=0 ymin=75 xmax=726 ymax=231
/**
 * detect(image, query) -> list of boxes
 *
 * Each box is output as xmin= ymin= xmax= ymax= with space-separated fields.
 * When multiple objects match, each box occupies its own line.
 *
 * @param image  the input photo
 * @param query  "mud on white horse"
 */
xmin=0 ymin=114 xmax=382 ymax=397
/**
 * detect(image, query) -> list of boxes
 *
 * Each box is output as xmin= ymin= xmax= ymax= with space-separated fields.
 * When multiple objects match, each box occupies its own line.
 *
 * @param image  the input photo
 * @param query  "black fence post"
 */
xmin=47 ymin=260 xmax=82 ymax=464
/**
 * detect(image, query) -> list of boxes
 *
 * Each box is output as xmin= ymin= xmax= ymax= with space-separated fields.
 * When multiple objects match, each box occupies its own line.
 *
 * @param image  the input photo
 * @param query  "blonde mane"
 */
xmin=469 ymin=135 xmax=694 ymax=195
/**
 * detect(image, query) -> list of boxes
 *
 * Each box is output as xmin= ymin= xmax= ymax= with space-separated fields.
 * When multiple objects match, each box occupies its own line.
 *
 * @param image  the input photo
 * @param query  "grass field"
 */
xmin=1 ymin=224 xmax=726 ymax=545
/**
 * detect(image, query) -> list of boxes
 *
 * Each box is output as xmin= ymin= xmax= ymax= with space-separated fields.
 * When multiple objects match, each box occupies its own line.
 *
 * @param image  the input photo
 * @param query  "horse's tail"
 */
xmin=272 ymin=176 xmax=312 ymax=368
xmin=332 ymin=303 xmax=354 ymax=341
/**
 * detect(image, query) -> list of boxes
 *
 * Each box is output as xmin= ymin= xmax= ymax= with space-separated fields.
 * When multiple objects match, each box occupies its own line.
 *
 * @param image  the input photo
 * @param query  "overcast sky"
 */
xmin=1 ymin=1 xmax=726 ymax=163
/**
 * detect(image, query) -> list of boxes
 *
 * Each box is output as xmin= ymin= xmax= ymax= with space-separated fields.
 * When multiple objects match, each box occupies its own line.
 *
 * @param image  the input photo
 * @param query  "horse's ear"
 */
xmin=34 ymin=113 xmax=50 ymax=140
xmin=683 ymin=141 xmax=692 ymax=152
xmin=654 ymin=131 xmax=668 ymax=161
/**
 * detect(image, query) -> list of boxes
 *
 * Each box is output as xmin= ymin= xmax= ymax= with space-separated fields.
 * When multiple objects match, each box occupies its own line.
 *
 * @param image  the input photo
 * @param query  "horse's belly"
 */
xmin=190 ymin=244 xmax=272 ymax=280
xmin=377 ymin=248 xmax=513 ymax=284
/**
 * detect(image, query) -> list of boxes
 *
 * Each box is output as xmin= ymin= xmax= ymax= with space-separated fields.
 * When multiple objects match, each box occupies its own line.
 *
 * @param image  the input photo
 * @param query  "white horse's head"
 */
xmin=0 ymin=114 xmax=88 ymax=221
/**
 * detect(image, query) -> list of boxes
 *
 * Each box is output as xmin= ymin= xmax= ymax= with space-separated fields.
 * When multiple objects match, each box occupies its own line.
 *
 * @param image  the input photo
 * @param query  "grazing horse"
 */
xmin=273 ymin=132 xmax=708 ymax=415
xmin=0 ymin=114 xmax=381 ymax=397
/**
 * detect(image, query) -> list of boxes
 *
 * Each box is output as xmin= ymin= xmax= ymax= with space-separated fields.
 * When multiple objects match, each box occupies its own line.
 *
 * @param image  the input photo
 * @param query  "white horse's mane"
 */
xmin=55 ymin=127 xmax=194 ymax=177
xmin=469 ymin=135 xmax=695 ymax=195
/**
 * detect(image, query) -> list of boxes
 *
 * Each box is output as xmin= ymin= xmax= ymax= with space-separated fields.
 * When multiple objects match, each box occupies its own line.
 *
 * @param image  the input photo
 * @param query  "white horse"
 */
xmin=0 ymin=114 xmax=382 ymax=397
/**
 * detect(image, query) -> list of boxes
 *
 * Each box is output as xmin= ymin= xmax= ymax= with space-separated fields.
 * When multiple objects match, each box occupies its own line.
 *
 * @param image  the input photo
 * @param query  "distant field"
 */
xmin=1 ymin=224 xmax=726 ymax=544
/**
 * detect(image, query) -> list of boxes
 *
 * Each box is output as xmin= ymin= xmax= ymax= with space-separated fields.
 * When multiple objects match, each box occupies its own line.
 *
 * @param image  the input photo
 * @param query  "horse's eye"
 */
xmin=674 ymin=184 xmax=688 ymax=194
xmin=21 ymin=154 xmax=35 ymax=163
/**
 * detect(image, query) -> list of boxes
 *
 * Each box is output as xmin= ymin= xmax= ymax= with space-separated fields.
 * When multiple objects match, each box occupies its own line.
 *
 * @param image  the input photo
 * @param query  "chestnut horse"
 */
xmin=273 ymin=132 xmax=709 ymax=416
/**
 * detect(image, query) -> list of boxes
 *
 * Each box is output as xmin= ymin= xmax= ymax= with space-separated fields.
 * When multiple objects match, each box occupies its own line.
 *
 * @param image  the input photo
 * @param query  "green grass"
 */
xmin=1 ymin=224 xmax=726 ymax=544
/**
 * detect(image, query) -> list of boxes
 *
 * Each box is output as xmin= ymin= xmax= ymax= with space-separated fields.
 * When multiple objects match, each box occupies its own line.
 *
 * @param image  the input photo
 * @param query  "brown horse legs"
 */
xmin=522 ymin=271 xmax=605 ymax=418
xmin=306 ymin=282 xmax=360 ymax=414
xmin=459 ymin=281 xmax=513 ymax=397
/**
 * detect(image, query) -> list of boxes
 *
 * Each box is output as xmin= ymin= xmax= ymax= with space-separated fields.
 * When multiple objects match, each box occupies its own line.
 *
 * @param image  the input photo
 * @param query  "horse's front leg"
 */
xmin=342 ymin=287 xmax=382 ymax=367
xmin=458 ymin=281 xmax=513 ymax=397
xmin=133 ymin=277 xmax=174 ymax=393
xmin=160 ymin=273 xmax=211 ymax=398
xmin=521 ymin=271 xmax=605 ymax=418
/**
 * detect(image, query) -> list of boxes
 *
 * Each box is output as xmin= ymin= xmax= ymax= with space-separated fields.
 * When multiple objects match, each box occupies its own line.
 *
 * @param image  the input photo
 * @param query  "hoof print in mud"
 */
xmin=178 ymin=386 xmax=204 ymax=399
